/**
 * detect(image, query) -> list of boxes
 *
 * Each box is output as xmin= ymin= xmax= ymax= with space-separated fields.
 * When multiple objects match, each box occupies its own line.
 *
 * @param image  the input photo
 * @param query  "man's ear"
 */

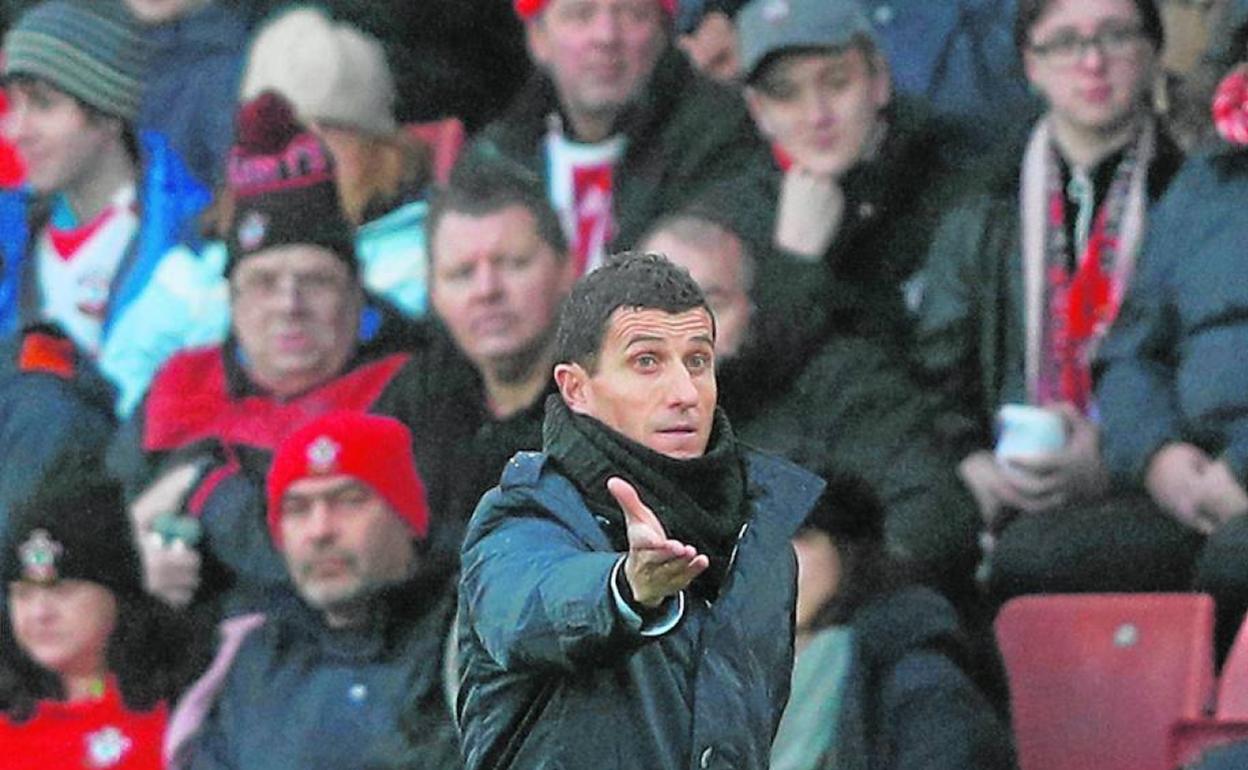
xmin=554 ymin=361 xmax=591 ymax=415
xmin=526 ymin=18 xmax=551 ymax=69
xmin=870 ymin=53 xmax=892 ymax=110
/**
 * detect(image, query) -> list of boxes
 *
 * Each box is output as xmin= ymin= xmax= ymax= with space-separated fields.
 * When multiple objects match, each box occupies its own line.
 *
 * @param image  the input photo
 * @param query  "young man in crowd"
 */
xmin=457 ymin=252 xmax=824 ymax=770
xmin=0 ymin=0 xmax=206 ymax=353
xmin=466 ymin=0 xmax=770 ymax=275
xmin=732 ymin=0 xmax=966 ymax=360
xmin=175 ymin=412 xmax=460 ymax=769
xmin=914 ymin=0 xmax=1186 ymax=599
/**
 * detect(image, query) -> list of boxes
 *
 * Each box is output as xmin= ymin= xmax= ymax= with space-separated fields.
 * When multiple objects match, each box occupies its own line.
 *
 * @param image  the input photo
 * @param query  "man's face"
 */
xmin=1023 ymin=0 xmax=1156 ymax=139
xmin=746 ymin=48 xmax=890 ymax=177
xmin=558 ymin=307 xmax=716 ymax=458
xmin=641 ymin=229 xmax=752 ymax=359
xmin=9 ymin=579 xmax=117 ymax=679
xmin=123 ymin=0 xmax=209 ymax=24
xmin=527 ymin=0 xmax=667 ymax=130
xmin=430 ymin=205 xmax=575 ymax=375
xmin=279 ymin=476 xmax=415 ymax=625
xmin=3 ymin=80 xmax=120 ymax=196
xmin=230 ymin=244 xmax=362 ymax=398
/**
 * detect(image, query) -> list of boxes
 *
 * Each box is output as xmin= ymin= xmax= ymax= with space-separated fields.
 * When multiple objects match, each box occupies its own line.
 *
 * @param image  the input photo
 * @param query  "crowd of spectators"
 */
xmin=1 ymin=0 xmax=1247 ymax=767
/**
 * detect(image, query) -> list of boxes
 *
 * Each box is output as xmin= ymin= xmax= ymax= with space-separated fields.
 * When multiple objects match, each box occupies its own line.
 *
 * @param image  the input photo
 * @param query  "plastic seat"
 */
xmin=1216 ymin=616 xmax=1248 ymax=718
xmin=995 ymin=593 xmax=1216 ymax=770
xmin=405 ymin=118 xmax=465 ymax=185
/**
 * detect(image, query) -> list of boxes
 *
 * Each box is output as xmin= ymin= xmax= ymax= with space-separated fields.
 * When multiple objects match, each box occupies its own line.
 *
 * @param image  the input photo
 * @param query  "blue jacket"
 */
xmin=1096 ymin=149 xmax=1248 ymax=487
xmin=457 ymin=450 xmax=824 ymax=770
xmin=0 ymin=130 xmax=209 ymax=344
xmin=139 ymin=3 xmax=248 ymax=189
xmin=187 ymin=587 xmax=461 ymax=770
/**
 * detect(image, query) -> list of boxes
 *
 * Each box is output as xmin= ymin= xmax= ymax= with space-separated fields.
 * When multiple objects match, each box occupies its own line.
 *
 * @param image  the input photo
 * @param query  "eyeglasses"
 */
xmin=1028 ymin=24 xmax=1147 ymax=67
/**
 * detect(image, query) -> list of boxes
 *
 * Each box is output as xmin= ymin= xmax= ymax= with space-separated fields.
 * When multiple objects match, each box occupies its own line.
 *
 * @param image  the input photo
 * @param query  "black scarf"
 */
xmin=542 ymin=395 xmax=750 ymax=599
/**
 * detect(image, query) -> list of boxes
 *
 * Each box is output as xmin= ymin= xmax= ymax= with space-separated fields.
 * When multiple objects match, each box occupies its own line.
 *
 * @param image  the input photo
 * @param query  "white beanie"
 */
xmin=240 ymin=6 xmax=397 ymax=137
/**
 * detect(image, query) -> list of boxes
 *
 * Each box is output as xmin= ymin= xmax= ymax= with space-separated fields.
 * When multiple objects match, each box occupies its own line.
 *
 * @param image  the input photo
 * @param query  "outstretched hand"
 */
xmin=608 ymin=477 xmax=709 ymax=609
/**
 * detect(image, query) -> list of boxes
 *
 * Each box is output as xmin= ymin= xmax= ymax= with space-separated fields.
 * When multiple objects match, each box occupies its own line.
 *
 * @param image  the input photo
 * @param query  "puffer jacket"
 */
xmin=1095 ymin=148 xmax=1248 ymax=487
xmin=457 ymin=450 xmax=824 ymax=770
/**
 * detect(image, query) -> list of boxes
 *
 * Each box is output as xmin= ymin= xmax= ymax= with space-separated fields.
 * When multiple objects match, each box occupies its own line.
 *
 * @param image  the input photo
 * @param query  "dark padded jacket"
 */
xmin=1095 ymin=148 xmax=1248 ymax=488
xmin=457 ymin=450 xmax=824 ymax=770
xmin=187 ymin=583 xmax=461 ymax=770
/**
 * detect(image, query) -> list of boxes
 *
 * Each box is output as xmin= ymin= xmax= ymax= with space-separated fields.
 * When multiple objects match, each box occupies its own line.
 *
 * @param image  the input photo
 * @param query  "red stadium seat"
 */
xmin=1169 ymin=718 xmax=1248 ymax=769
xmin=995 ymin=593 xmax=1216 ymax=770
xmin=406 ymin=118 xmax=465 ymax=186
xmin=1216 ymin=616 xmax=1248 ymax=719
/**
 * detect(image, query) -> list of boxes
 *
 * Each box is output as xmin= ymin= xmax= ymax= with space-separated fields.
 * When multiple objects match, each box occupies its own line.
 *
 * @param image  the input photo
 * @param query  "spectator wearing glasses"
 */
xmin=108 ymin=93 xmax=475 ymax=621
xmin=913 ymin=0 xmax=1187 ymax=601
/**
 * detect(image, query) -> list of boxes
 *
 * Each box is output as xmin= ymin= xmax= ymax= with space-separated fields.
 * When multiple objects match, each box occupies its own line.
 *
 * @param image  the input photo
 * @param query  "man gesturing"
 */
xmin=457 ymin=252 xmax=824 ymax=770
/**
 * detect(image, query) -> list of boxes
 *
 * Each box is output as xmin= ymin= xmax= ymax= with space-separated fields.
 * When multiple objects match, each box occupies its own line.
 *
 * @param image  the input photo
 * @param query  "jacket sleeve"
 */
xmin=98 ymin=242 xmax=230 ymax=420
xmin=883 ymin=651 xmax=1017 ymax=770
xmin=183 ymin=688 xmax=238 ymax=770
xmin=913 ymin=199 xmax=999 ymax=458
xmin=459 ymin=490 xmax=642 ymax=674
xmin=1093 ymin=202 xmax=1185 ymax=487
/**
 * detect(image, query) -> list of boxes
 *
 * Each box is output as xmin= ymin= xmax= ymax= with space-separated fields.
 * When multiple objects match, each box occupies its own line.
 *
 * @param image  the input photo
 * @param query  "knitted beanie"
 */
xmin=800 ymin=471 xmax=885 ymax=545
xmin=2 ymin=0 xmax=150 ymax=122
xmin=514 ymin=0 xmax=676 ymax=20
xmin=266 ymin=411 xmax=430 ymax=546
xmin=225 ymin=91 xmax=356 ymax=275
xmin=3 ymin=464 xmax=143 ymax=597
xmin=241 ymin=6 xmax=397 ymax=138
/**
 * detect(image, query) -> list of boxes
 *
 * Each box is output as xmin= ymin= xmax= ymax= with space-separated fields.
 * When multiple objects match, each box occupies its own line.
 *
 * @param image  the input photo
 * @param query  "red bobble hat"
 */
xmin=266 ymin=411 xmax=429 ymax=544
xmin=514 ymin=0 xmax=676 ymax=19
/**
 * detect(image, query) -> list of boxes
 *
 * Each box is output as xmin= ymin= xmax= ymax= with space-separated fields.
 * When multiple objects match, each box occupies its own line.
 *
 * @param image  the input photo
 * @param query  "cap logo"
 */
xmin=762 ymin=0 xmax=790 ymax=23
xmin=238 ymin=210 xmax=269 ymax=252
xmin=306 ymin=435 xmax=341 ymax=475
xmin=18 ymin=529 xmax=63 ymax=584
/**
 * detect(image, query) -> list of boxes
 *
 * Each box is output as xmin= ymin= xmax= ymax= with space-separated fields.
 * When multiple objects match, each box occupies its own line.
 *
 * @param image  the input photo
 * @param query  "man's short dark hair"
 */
xmin=426 ymin=155 xmax=568 ymax=266
xmin=1013 ymin=0 xmax=1163 ymax=56
xmin=554 ymin=251 xmax=713 ymax=371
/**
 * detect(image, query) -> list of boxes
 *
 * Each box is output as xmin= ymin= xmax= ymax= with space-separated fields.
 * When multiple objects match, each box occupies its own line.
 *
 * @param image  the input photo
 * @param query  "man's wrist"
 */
xmin=610 ymin=557 xmax=683 ymax=637
xmin=615 ymin=557 xmax=663 ymax=618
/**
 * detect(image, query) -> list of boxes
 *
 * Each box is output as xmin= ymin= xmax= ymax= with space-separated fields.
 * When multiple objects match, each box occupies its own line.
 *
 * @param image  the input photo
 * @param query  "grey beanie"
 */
xmin=3 ymin=0 xmax=151 ymax=122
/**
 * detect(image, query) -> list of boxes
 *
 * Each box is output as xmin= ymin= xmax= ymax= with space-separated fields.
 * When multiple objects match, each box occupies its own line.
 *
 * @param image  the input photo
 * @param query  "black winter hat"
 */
xmin=800 ymin=470 xmax=886 ymax=545
xmin=3 ymin=464 xmax=143 ymax=598
xmin=225 ymin=91 xmax=357 ymax=276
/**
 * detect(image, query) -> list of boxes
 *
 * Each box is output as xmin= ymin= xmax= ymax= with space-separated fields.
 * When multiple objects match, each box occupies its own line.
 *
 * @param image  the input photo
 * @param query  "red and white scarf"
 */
xmin=36 ymin=185 xmax=138 ymax=356
xmin=545 ymin=117 xmax=626 ymax=276
xmin=1020 ymin=118 xmax=1155 ymax=414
